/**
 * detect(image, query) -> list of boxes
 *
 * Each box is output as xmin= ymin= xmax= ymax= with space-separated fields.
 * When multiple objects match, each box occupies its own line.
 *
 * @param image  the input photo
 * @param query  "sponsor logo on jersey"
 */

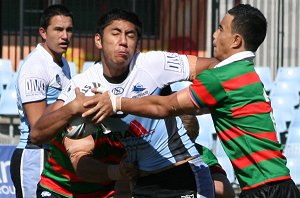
xmin=67 ymin=84 xmax=72 ymax=92
xmin=165 ymin=53 xmax=184 ymax=73
xmin=56 ymin=74 xmax=61 ymax=86
xmin=81 ymin=82 xmax=101 ymax=93
xmin=112 ymin=87 xmax=124 ymax=95
xmin=25 ymin=78 xmax=46 ymax=94
xmin=132 ymin=83 xmax=146 ymax=93
xmin=132 ymin=90 xmax=149 ymax=98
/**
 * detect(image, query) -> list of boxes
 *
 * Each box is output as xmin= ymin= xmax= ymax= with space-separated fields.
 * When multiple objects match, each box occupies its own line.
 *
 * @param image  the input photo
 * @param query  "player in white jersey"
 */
xmin=60 ymin=52 xmax=205 ymax=171
xmin=30 ymin=9 xmax=217 ymax=197
xmin=10 ymin=5 xmax=73 ymax=198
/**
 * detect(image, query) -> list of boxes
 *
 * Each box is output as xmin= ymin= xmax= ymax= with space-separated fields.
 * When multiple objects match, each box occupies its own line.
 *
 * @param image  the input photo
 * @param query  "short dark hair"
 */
xmin=228 ymin=4 xmax=267 ymax=52
xmin=40 ymin=4 xmax=73 ymax=29
xmin=96 ymin=8 xmax=142 ymax=40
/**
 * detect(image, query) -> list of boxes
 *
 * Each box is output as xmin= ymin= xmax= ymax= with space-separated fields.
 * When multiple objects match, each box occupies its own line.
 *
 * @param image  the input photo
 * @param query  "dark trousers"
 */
xmin=240 ymin=179 xmax=300 ymax=198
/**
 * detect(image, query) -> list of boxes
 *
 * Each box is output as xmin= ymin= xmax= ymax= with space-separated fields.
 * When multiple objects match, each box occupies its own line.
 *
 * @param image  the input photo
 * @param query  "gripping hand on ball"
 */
xmin=82 ymin=87 xmax=116 ymax=124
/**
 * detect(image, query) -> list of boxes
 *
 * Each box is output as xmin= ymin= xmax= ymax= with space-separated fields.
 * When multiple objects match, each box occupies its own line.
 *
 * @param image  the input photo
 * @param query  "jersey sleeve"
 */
xmin=189 ymin=70 xmax=227 ymax=108
xmin=137 ymin=51 xmax=190 ymax=87
xmin=18 ymin=61 xmax=49 ymax=103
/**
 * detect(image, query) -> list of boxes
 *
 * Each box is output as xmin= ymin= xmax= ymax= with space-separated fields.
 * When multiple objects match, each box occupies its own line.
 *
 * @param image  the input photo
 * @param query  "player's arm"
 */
xmin=30 ymin=88 xmax=91 ymax=144
xmin=64 ymin=136 xmax=132 ymax=182
xmin=24 ymin=100 xmax=47 ymax=133
xmin=120 ymin=88 xmax=198 ymax=118
xmin=83 ymin=88 xmax=199 ymax=123
xmin=64 ymin=135 xmax=112 ymax=182
xmin=187 ymin=55 xmax=218 ymax=80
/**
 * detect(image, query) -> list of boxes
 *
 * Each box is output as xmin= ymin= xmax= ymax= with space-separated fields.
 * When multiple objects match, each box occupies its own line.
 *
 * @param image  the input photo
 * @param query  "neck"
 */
xmin=103 ymin=67 xmax=129 ymax=83
xmin=41 ymin=43 xmax=63 ymax=66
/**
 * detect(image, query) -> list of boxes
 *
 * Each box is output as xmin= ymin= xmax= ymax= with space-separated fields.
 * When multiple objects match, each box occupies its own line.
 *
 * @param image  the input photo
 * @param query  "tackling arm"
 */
xmin=120 ymin=87 xmax=197 ymax=118
xmin=82 ymin=87 xmax=200 ymax=123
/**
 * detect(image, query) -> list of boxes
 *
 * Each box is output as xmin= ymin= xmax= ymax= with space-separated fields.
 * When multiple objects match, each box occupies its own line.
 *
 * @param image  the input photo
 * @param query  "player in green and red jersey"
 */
xmin=87 ymin=4 xmax=300 ymax=198
xmin=179 ymin=114 xmax=235 ymax=198
xmin=37 ymin=130 xmax=126 ymax=198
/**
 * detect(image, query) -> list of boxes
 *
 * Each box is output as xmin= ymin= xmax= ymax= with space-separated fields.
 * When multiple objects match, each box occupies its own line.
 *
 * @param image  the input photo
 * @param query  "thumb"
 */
xmin=74 ymin=87 xmax=81 ymax=95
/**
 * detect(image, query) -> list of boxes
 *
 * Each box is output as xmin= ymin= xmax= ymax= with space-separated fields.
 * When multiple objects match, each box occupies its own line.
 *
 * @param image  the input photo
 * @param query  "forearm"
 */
xmin=30 ymin=102 xmax=77 ymax=144
xmin=65 ymin=136 xmax=123 ymax=183
xmin=119 ymin=88 xmax=198 ymax=118
xmin=120 ymin=95 xmax=178 ymax=118
xmin=74 ymin=154 xmax=112 ymax=182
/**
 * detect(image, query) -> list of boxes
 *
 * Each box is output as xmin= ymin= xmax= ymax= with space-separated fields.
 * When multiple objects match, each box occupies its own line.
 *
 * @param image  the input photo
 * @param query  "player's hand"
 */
xmin=82 ymin=88 xmax=114 ymax=124
xmin=69 ymin=88 xmax=94 ymax=115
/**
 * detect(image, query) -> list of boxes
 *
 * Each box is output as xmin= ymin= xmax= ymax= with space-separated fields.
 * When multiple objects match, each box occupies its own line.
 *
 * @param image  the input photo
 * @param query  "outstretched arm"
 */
xmin=121 ymin=88 xmax=197 ymax=118
xmin=82 ymin=87 xmax=201 ymax=123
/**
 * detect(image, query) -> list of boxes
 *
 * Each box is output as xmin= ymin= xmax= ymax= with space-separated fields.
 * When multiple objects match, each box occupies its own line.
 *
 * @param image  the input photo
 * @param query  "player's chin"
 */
xmin=115 ymin=59 xmax=131 ymax=69
xmin=58 ymin=45 xmax=69 ymax=52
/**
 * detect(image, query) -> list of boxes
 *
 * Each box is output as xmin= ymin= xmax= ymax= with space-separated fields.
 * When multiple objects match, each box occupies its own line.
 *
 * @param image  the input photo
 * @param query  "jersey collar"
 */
xmin=214 ymin=51 xmax=255 ymax=68
xmin=37 ymin=43 xmax=54 ymax=62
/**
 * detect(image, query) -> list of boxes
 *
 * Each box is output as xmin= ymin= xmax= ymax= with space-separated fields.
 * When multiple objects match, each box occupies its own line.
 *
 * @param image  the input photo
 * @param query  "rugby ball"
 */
xmin=65 ymin=116 xmax=98 ymax=139
xmin=63 ymin=84 xmax=108 ymax=139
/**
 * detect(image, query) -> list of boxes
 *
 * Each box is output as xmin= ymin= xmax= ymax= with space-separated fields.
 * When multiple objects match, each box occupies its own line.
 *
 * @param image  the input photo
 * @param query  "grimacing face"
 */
xmin=212 ymin=14 xmax=235 ymax=61
xmin=39 ymin=15 xmax=73 ymax=62
xmin=97 ymin=20 xmax=139 ymax=73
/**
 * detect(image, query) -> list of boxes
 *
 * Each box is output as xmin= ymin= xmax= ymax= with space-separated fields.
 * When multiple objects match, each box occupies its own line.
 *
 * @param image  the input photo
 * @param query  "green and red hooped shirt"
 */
xmin=189 ymin=60 xmax=291 ymax=190
xmin=39 ymin=130 xmax=126 ymax=198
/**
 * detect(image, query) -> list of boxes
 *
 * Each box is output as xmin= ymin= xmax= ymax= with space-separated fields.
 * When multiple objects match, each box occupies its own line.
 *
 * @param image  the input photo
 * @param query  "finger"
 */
xmin=94 ymin=112 xmax=109 ymax=124
xmin=82 ymin=106 xmax=98 ymax=117
xmin=83 ymin=97 xmax=99 ymax=107
xmin=93 ymin=86 xmax=108 ymax=93
xmin=91 ymin=110 xmax=102 ymax=123
xmin=74 ymin=87 xmax=81 ymax=95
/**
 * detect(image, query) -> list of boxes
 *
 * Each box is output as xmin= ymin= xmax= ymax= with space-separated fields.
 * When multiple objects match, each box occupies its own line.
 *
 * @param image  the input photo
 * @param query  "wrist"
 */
xmin=116 ymin=96 xmax=122 ymax=112
xmin=108 ymin=92 xmax=123 ymax=114
xmin=108 ymin=92 xmax=117 ymax=113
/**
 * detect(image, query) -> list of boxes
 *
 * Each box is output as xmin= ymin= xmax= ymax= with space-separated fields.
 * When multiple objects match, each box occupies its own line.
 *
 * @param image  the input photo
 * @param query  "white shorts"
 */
xmin=10 ymin=148 xmax=45 ymax=198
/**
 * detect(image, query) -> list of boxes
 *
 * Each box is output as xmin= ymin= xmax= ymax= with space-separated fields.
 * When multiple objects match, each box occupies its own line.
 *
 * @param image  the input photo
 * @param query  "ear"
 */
xmin=39 ymin=27 xmax=47 ymax=40
xmin=232 ymin=34 xmax=243 ymax=49
xmin=94 ymin=33 xmax=102 ymax=49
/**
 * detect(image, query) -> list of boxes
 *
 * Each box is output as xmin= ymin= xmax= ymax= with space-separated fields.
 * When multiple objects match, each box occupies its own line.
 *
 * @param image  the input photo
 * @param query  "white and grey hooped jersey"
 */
xmin=16 ymin=44 xmax=71 ymax=148
xmin=59 ymin=51 xmax=200 ymax=171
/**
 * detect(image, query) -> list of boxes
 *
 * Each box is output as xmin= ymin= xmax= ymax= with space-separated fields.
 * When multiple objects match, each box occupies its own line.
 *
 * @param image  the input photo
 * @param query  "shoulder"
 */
xmin=137 ymin=51 xmax=186 ymax=62
xmin=135 ymin=51 xmax=188 ymax=69
xmin=20 ymin=46 xmax=52 ymax=72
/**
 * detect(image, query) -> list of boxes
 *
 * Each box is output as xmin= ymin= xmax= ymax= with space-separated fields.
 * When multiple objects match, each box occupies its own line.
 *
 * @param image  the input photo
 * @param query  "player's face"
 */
xmin=212 ymin=14 xmax=234 ymax=61
xmin=39 ymin=15 xmax=73 ymax=62
xmin=96 ymin=20 xmax=139 ymax=73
